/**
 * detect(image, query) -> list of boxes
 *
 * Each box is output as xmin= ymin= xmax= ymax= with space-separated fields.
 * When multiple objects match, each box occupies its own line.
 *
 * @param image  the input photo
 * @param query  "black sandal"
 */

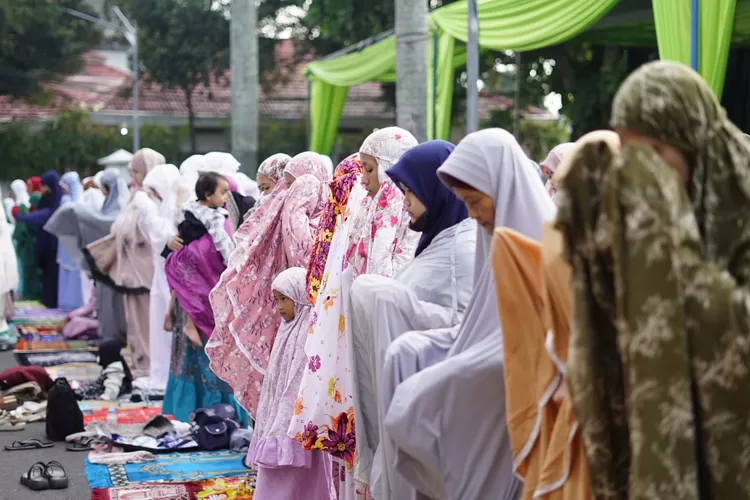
xmin=44 ymin=461 xmax=68 ymax=489
xmin=5 ymin=438 xmax=54 ymax=451
xmin=65 ymin=436 xmax=95 ymax=452
xmin=20 ymin=462 xmax=49 ymax=491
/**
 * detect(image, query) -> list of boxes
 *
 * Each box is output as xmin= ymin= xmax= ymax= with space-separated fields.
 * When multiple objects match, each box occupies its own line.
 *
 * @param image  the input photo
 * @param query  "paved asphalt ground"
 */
xmin=0 ymin=350 xmax=90 ymax=499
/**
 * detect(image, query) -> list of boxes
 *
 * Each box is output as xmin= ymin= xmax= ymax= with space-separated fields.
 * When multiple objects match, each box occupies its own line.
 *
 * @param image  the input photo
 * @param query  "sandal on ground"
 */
xmin=66 ymin=436 xmax=96 ymax=452
xmin=20 ymin=462 xmax=49 ymax=491
xmin=44 ymin=461 xmax=68 ymax=489
xmin=0 ymin=419 xmax=26 ymax=431
xmin=5 ymin=438 xmax=54 ymax=451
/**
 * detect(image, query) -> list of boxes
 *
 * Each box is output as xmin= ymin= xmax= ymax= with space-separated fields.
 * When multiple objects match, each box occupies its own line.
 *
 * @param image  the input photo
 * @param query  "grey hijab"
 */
xmin=44 ymin=169 xmax=129 ymax=269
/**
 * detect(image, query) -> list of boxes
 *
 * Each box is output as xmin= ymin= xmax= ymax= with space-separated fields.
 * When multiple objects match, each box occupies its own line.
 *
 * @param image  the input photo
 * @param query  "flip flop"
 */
xmin=5 ymin=438 xmax=54 ymax=451
xmin=20 ymin=462 xmax=49 ymax=491
xmin=0 ymin=419 xmax=26 ymax=431
xmin=65 ymin=436 xmax=95 ymax=452
xmin=44 ymin=461 xmax=68 ymax=489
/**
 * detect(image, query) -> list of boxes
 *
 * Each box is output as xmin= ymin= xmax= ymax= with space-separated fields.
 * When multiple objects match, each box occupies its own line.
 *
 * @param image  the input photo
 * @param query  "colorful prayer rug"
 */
xmin=85 ymin=451 xmax=254 ymax=489
xmin=83 ymin=406 xmax=170 ymax=425
xmin=14 ymin=349 xmax=98 ymax=366
xmin=89 ymin=476 xmax=256 ymax=499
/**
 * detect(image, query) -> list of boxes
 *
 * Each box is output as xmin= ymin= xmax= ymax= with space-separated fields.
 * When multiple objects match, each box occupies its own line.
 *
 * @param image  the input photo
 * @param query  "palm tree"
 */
xmin=395 ymin=0 xmax=428 ymax=142
xmin=231 ymin=0 xmax=259 ymax=175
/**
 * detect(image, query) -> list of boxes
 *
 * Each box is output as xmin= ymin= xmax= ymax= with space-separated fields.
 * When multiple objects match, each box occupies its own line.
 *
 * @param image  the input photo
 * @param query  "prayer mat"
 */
xmin=83 ymin=406 xmax=171 ymax=425
xmin=14 ymin=349 xmax=98 ymax=366
xmin=85 ymin=451 xmax=252 ymax=488
xmin=89 ymin=476 xmax=256 ymax=499
xmin=46 ymin=362 xmax=102 ymax=382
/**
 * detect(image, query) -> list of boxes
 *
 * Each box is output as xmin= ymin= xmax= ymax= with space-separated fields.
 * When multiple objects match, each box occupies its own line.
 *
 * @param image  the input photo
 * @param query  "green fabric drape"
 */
xmin=305 ymin=0 xmax=746 ymax=153
xmin=306 ymin=0 xmax=618 ymax=154
xmin=429 ymin=0 xmax=618 ymax=50
xmin=652 ymin=0 xmax=737 ymax=97
xmin=309 ymin=77 xmax=349 ymax=155
xmin=700 ymin=0 xmax=737 ymax=97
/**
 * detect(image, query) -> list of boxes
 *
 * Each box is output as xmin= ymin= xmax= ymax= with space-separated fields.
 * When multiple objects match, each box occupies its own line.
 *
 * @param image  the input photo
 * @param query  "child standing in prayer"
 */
xmin=164 ymin=172 xmax=235 ymax=345
xmin=246 ymin=267 xmax=336 ymax=499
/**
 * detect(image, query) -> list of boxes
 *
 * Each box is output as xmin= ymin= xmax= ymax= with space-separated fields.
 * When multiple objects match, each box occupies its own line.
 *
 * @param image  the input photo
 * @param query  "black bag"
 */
xmin=189 ymin=404 xmax=240 ymax=451
xmin=45 ymin=377 xmax=85 ymax=441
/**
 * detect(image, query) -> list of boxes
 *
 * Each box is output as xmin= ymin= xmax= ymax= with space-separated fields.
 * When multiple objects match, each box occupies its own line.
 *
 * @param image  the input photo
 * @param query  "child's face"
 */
xmin=206 ymin=177 xmax=230 ymax=208
xmin=272 ymin=290 xmax=296 ymax=321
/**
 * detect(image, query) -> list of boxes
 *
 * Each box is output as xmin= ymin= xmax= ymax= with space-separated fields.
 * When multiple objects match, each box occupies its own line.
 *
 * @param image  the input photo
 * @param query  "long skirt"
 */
xmin=96 ymin=285 xmax=127 ymax=345
xmin=40 ymin=257 xmax=58 ymax=309
xmin=162 ymin=302 xmax=248 ymax=426
xmin=124 ymin=293 xmax=150 ymax=378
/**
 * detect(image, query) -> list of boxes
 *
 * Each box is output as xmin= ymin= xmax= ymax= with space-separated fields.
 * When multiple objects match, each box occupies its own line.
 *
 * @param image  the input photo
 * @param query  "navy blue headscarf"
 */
xmin=16 ymin=170 xmax=62 ymax=257
xmin=386 ymin=140 xmax=468 ymax=256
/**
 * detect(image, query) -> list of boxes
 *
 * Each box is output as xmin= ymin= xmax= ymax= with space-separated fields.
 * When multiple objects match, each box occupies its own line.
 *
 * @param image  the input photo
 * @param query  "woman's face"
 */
xmin=540 ymin=166 xmax=554 ymax=179
xmin=40 ymin=184 xmax=50 ymax=194
xmin=129 ymin=166 xmax=145 ymax=187
xmin=399 ymin=183 xmax=426 ymax=223
xmin=283 ymin=172 xmax=296 ymax=187
xmin=101 ymin=185 xmax=109 ymax=197
xmin=360 ymin=153 xmax=380 ymax=197
xmin=272 ymin=290 xmax=296 ymax=322
xmin=616 ymin=127 xmax=690 ymax=187
xmin=257 ymin=173 xmax=275 ymax=196
xmin=453 ymin=186 xmax=495 ymax=233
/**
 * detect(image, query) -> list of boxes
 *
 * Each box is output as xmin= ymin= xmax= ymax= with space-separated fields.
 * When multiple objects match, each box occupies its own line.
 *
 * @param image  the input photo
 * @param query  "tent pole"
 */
xmin=691 ymin=0 xmax=698 ymax=70
xmin=466 ymin=0 xmax=479 ymax=134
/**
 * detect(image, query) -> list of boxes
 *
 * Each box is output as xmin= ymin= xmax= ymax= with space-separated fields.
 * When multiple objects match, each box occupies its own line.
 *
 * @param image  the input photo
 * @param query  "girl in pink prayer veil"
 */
xmin=206 ymin=152 xmax=331 ymax=417
xmin=248 ymin=267 xmax=336 ymax=499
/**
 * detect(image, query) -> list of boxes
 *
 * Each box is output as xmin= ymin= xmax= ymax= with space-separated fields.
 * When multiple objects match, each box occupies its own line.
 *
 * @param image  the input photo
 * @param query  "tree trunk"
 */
xmin=395 ymin=0 xmax=428 ymax=142
xmin=231 ymin=0 xmax=259 ymax=175
xmin=186 ymin=89 xmax=197 ymax=154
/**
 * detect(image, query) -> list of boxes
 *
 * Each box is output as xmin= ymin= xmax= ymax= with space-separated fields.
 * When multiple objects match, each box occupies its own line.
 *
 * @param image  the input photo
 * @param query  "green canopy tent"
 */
xmin=305 ymin=0 xmax=750 ymax=155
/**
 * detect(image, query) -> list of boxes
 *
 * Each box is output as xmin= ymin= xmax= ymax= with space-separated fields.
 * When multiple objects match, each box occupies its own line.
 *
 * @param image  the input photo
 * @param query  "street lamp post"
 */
xmin=64 ymin=6 xmax=139 ymax=151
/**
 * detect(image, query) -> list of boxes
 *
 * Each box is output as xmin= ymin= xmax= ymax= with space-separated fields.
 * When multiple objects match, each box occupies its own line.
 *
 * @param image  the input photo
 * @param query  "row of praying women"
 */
xmin=1 ymin=173 xmax=112 ymax=311
xmin=200 ymin=60 xmax=747 ymax=500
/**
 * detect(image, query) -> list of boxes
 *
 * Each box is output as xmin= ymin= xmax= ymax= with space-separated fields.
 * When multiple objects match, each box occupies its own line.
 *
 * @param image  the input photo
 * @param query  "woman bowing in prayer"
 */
xmin=207 ymin=152 xmax=330 ymax=419
xmin=340 ymin=140 xmax=476 ymax=499
xmin=290 ymin=128 xmax=418 ymax=498
xmin=86 ymin=148 xmax=165 ymax=377
xmin=490 ymin=133 xmax=613 ymax=500
xmin=16 ymin=171 xmax=63 ymax=309
xmin=57 ymin=172 xmax=84 ymax=311
xmin=45 ymin=169 xmax=130 ymax=345
xmin=383 ymin=129 xmax=555 ymax=500
xmin=558 ymin=61 xmax=750 ymax=499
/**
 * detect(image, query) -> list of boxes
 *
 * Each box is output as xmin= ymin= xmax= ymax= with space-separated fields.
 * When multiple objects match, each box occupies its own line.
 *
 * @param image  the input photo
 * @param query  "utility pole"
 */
xmin=395 ymin=0 xmax=428 ymax=142
xmin=65 ymin=6 xmax=140 ymax=151
xmin=466 ymin=0 xmax=479 ymax=134
xmin=231 ymin=0 xmax=259 ymax=175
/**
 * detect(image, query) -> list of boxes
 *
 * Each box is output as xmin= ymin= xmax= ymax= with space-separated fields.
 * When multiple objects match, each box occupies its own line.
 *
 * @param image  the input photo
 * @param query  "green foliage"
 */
xmin=0 ymin=0 xmax=102 ymax=97
xmin=0 ymin=110 xmax=183 ymax=180
xmin=114 ymin=0 xmax=230 ymax=153
xmin=483 ymin=109 xmax=570 ymax=161
xmin=546 ymin=45 xmax=657 ymax=138
xmin=258 ymin=120 xmax=308 ymax=161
